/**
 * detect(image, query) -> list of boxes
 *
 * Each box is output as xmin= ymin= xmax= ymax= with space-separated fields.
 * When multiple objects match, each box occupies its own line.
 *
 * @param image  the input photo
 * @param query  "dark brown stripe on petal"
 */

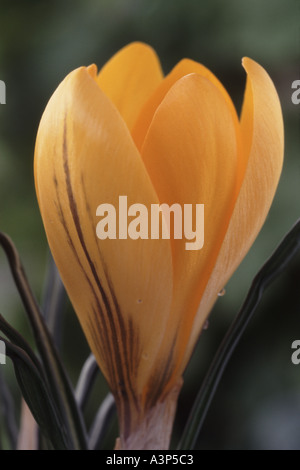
xmin=62 ymin=120 xmax=138 ymax=431
xmin=54 ymin=169 xmax=116 ymax=384
xmin=127 ymin=317 xmax=141 ymax=377
xmin=88 ymin=311 xmax=133 ymax=437
xmin=81 ymin=172 xmax=140 ymax=409
xmin=62 ymin=123 xmax=112 ymax=318
xmin=87 ymin=313 xmax=116 ymax=391
xmin=105 ymin=275 xmax=140 ymax=410
xmin=146 ymin=332 xmax=178 ymax=409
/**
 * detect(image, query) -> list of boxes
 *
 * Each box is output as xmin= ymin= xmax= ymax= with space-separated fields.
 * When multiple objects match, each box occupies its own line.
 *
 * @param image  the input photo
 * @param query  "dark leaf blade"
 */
xmin=1 ymin=336 xmax=70 ymax=450
xmin=0 ymin=232 xmax=88 ymax=449
xmin=178 ymin=218 xmax=300 ymax=450
xmin=75 ymin=354 xmax=99 ymax=410
xmin=89 ymin=393 xmax=116 ymax=450
xmin=0 ymin=312 xmax=42 ymax=373
xmin=42 ymin=253 xmax=66 ymax=349
xmin=0 ymin=368 xmax=18 ymax=449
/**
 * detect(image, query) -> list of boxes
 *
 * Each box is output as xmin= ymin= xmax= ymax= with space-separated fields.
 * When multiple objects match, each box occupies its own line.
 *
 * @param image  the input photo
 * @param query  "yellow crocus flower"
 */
xmin=34 ymin=42 xmax=284 ymax=449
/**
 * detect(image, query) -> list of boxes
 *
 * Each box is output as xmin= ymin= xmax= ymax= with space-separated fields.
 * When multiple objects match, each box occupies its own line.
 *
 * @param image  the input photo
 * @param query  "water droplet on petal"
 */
xmin=218 ymin=288 xmax=226 ymax=297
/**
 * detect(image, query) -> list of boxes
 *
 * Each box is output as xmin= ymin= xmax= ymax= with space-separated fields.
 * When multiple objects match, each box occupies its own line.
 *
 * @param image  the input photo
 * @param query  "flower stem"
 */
xmin=116 ymin=378 xmax=183 ymax=450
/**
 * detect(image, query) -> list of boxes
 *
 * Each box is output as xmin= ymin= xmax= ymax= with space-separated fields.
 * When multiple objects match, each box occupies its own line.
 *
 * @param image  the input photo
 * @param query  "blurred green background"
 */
xmin=0 ymin=0 xmax=299 ymax=450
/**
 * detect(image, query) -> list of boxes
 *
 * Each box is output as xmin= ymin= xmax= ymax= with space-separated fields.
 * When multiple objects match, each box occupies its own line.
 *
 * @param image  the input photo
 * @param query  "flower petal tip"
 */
xmin=87 ymin=64 xmax=98 ymax=78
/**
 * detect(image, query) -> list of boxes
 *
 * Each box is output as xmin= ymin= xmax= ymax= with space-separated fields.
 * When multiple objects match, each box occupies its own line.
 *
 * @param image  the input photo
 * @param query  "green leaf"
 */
xmin=75 ymin=354 xmax=99 ymax=410
xmin=42 ymin=253 xmax=66 ymax=348
xmin=0 ymin=232 xmax=88 ymax=449
xmin=0 ymin=312 xmax=42 ymax=373
xmin=0 ymin=368 xmax=18 ymax=449
xmin=0 ymin=336 xmax=69 ymax=449
xmin=178 ymin=218 xmax=300 ymax=450
xmin=89 ymin=393 xmax=115 ymax=450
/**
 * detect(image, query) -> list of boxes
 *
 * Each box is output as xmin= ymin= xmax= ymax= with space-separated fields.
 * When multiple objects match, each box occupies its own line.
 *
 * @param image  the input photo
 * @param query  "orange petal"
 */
xmin=34 ymin=66 xmax=173 ymax=402
xmin=96 ymin=42 xmax=163 ymax=131
xmin=132 ymin=58 xmax=242 ymax=160
xmin=184 ymin=58 xmax=284 ymax=367
xmin=141 ymin=73 xmax=239 ymax=397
